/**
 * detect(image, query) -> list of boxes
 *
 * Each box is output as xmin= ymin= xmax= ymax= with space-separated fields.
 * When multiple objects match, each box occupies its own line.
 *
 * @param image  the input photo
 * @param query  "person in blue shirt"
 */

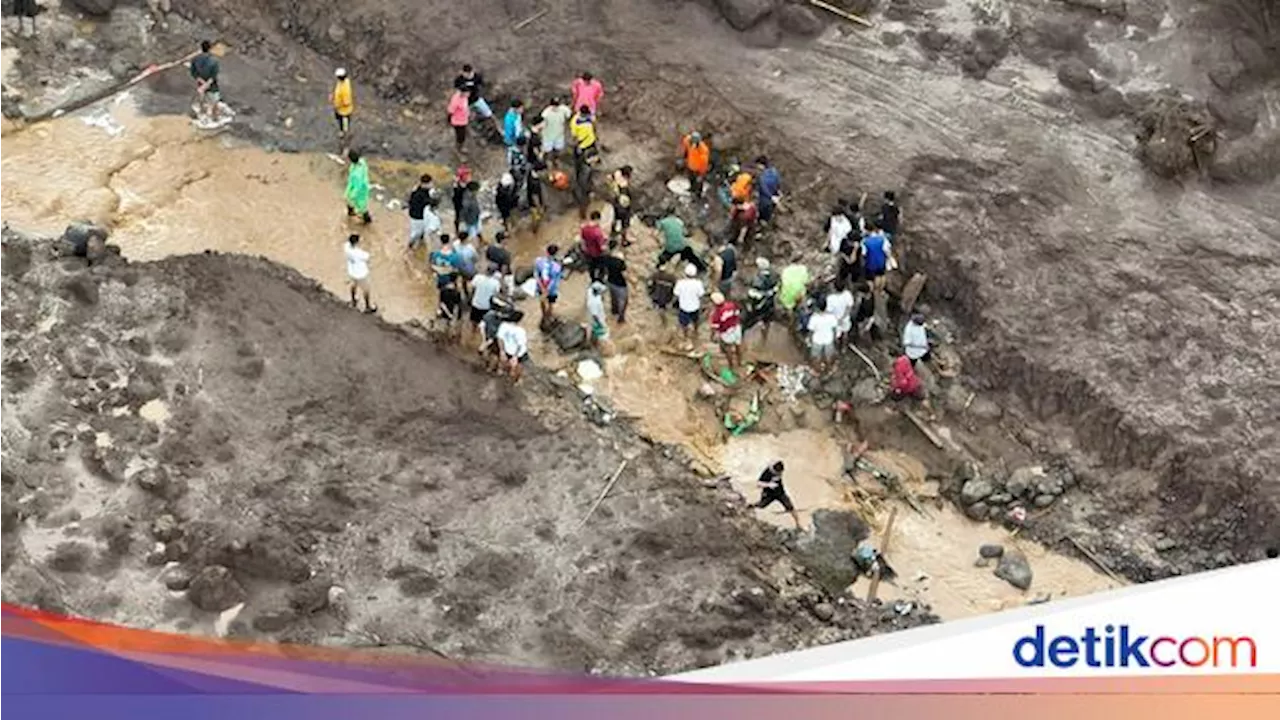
xmin=430 ymin=236 xmax=461 ymax=291
xmin=534 ymin=244 xmax=564 ymax=322
xmin=755 ymin=155 xmax=782 ymax=224
xmin=503 ymin=99 xmax=526 ymax=167
xmin=860 ymin=219 xmax=893 ymax=290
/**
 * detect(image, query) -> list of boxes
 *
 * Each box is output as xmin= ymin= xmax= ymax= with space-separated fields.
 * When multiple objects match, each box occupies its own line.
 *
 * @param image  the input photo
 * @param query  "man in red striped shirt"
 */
xmin=708 ymin=291 xmax=744 ymax=369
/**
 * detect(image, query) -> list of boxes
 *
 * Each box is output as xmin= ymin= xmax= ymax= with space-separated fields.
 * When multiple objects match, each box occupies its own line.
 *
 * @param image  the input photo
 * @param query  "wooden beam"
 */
xmin=575 ymin=461 xmax=628 ymax=532
xmin=809 ymin=0 xmax=874 ymax=28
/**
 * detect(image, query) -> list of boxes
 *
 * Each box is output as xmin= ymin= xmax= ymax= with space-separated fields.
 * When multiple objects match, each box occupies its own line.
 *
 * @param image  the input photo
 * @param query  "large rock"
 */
xmin=777 ymin=4 xmax=824 ymax=36
xmin=65 ymin=0 xmax=117 ymax=17
xmin=717 ymin=0 xmax=775 ymax=31
xmin=187 ymin=565 xmax=247 ymax=612
xmin=1005 ymin=466 xmax=1045 ymax=498
xmin=1056 ymin=58 xmax=1096 ymax=93
xmin=994 ymin=550 xmax=1033 ymax=590
xmin=960 ymin=478 xmax=994 ymax=505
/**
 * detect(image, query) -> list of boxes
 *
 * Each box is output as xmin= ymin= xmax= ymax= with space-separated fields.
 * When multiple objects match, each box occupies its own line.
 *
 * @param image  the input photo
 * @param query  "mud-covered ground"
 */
xmin=2 ymin=0 xmax=1278 ymax=664
xmin=0 ymin=229 xmax=934 ymax=672
xmin=115 ymin=0 xmax=1277 ymax=575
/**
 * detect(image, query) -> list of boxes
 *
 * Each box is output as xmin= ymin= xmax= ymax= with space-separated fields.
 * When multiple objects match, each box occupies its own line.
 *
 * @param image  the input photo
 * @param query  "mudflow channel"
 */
xmin=2 ymin=91 xmax=1117 ymax=623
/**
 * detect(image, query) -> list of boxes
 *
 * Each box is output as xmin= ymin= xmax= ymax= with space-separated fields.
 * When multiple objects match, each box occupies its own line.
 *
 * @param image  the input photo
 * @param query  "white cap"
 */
xmin=335 ymin=68 xmax=347 ymax=78
xmin=756 ymin=257 xmax=770 ymax=269
xmin=685 ymin=264 xmax=697 ymax=277
xmin=500 ymin=172 xmax=514 ymax=186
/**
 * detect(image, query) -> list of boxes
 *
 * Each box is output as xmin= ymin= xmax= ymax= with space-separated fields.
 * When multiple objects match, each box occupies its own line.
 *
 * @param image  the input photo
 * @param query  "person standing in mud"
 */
xmin=826 ymin=201 xmax=854 ymax=255
xmin=708 ymin=291 xmax=743 ymax=370
xmin=755 ymin=461 xmax=803 ymax=530
xmin=14 ymin=0 xmax=39 ymax=37
xmin=407 ymin=174 xmax=442 ymax=250
xmin=879 ymin=190 xmax=902 ymax=239
xmin=524 ymin=132 xmax=549 ymax=232
xmin=345 ymin=150 xmax=372 ymax=224
xmin=453 ymin=64 xmax=500 ymax=136
xmin=861 ymin=219 xmax=893 ymax=291
xmin=756 ymin=156 xmax=782 ymax=225
xmin=451 ymin=166 xmax=471 ymax=234
xmin=344 ymin=234 xmax=376 ymax=314
xmin=331 ymin=68 xmax=355 ymax=153
xmin=807 ymin=302 xmax=839 ymax=375
xmin=648 ymin=266 xmax=677 ymax=327
xmin=468 ymin=266 xmax=502 ymax=346
xmin=711 ymin=239 xmax=738 ymax=296
xmin=571 ymin=105 xmax=599 ymax=160
xmin=728 ymin=195 xmax=759 ymax=246
xmin=601 ymin=240 xmax=629 ymax=325
xmin=486 ymin=231 xmax=514 ymax=294
xmin=540 ymin=97 xmax=572 ymax=168
xmin=902 ymin=312 xmax=931 ymax=366
xmin=190 ymin=40 xmax=223 ymax=126
xmin=680 ymin=132 xmax=711 ymax=198
xmin=534 ymin=244 xmax=564 ymax=322
xmin=746 ymin=257 xmax=779 ymax=344
xmin=459 ymin=180 xmax=483 ymax=243
xmin=827 ymin=281 xmax=856 ymax=350
xmin=609 ymin=165 xmax=634 ymax=246
xmin=572 ymin=149 xmax=599 ymax=220
xmin=447 ymin=88 xmax=471 ymax=156
xmin=495 ymin=173 xmax=520 ymax=234
xmin=571 ymin=72 xmax=605 ymax=120
xmin=673 ymin=264 xmax=706 ymax=350
xmin=430 ymin=235 xmax=461 ymax=294
xmin=586 ymin=281 xmax=611 ymax=352
xmin=497 ymin=310 xmax=531 ymax=384
xmin=502 ymin=99 xmax=527 ymax=167
xmin=655 ymin=209 xmax=706 ymax=273
xmin=580 ymin=210 xmax=608 ymax=281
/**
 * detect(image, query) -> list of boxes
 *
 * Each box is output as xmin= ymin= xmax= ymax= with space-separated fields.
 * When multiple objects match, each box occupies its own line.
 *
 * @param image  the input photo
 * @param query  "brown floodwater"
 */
xmin=1 ymin=97 xmax=1120 ymax=622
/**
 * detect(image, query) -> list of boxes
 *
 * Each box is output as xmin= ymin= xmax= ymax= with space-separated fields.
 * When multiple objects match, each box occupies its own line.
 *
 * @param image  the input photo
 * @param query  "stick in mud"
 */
xmin=1065 ymin=535 xmax=1125 ymax=585
xmin=513 ymin=8 xmax=549 ymax=31
xmin=847 ymin=343 xmax=881 ymax=380
xmin=903 ymin=409 xmax=944 ymax=448
xmin=807 ymin=0 xmax=875 ymax=28
xmin=576 ymin=460 xmax=628 ymax=532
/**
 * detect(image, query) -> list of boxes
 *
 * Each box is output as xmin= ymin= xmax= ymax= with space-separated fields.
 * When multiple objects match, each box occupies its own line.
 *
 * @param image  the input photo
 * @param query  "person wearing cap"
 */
xmin=747 ymin=257 xmax=779 ymax=343
xmin=495 ymin=172 xmax=520 ymax=233
xmin=755 ymin=461 xmax=802 ymax=530
xmin=709 ymin=291 xmax=743 ymax=369
xmin=673 ymin=263 xmax=706 ymax=348
xmin=680 ymin=131 xmax=711 ymax=197
xmin=331 ymin=68 xmax=355 ymax=150
xmin=902 ymin=312 xmax=931 ymax=365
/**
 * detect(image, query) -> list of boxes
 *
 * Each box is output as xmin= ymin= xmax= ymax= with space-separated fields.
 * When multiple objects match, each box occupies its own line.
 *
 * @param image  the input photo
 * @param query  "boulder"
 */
xmin=960 ymin=478 xmax=994 ymax=505
xmin=1056 ymin=58 xmax=1096 ymax=93
xmin=187 ymin=566 xmax=248 ymax=612
xmin=979 ymin=543 xmax=1004 ymax=559
xmin=1005 ymin=466 xmax=1044 ymax=498
xmin=810 ymin=602 xmax=835 ymax=622
xmin=964 ymin=501 xmax=989 ymax=521
xmin=162 ymin=566 xmax=194 ymax=591
xmin=252 ymin=608 xmax=297 ymax=633
xmin=1033 ymin=494 xmax=1057 ymax=508
xmin=65 ymin=0 xmax=117 ymax=18
xmin=716 ymin=0 xmax=775 ymax=31
xmin=994 ymin=550 xmax=1033 ymax=590
xmin=777 ymin=4 xmax=824 ymax=36
xmin=150 ymin=514 xmax=183 ymax=543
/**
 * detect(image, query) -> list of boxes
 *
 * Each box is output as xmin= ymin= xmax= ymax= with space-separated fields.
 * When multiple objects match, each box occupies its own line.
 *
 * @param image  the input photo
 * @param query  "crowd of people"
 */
xmin=184 ymin=48 xmax=937 ymax=523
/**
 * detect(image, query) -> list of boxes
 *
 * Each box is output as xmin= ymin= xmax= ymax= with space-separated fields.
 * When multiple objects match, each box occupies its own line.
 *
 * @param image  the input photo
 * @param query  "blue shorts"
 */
xmin=678 ymin=309 xmax=700 ymax=328
xmin=470 ymin=98 xmax=493 ymax=119
xmin=542 ymin=135 xmax=566 ymax=153
xmin=463 ymin=221 xmax=481 ymax=239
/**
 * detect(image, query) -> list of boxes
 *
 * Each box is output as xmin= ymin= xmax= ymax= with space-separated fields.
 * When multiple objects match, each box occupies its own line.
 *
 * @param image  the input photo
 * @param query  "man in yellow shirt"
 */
xmin=570 ymin=105 xmax=598 ymax=160
xmin=331 ymin=68 xmax=355 ymax=150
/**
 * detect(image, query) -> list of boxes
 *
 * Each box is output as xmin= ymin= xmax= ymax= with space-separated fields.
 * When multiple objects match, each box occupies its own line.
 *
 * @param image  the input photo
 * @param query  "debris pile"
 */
xmin=1135 ymin=94 xmax=1217 ymax=178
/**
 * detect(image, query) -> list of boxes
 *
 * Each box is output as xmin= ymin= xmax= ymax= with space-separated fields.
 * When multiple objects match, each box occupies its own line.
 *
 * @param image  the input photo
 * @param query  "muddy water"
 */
xmin=1 ymin=98 xmax=436 ymax=323
xmin=3 ymin=100 xmax=1119 ymax=623
xmin=718 ymin=430 xmax=1122 ymax=620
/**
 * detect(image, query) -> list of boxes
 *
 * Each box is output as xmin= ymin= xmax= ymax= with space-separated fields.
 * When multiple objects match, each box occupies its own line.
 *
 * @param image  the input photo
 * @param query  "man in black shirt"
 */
xmin=190 ymin=40 xmax=224 ymax=125
xmin=601 ymin=240 xmax=629 ymax=324
xmin=524 ymin=129 xmax=548 ymax=232
xmin=879 ymin=190 xmax=901 ymax=239
xmin=406 ymin=174 xmax=441 ymax=249
xmin=755 ymin=461 xmax=802 ymax=529
xmin=486 ymin=231 xmax=514 ymax=294
xmin=452 ymin=64 xmax=500 ymax=134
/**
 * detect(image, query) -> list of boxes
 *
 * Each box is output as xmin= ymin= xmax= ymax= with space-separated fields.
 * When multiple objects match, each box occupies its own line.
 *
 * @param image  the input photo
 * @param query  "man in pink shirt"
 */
xmin=571 ymin=72 xmax=604 ymax=118
xmin=447 ymin=89 xmax=470 ymax=154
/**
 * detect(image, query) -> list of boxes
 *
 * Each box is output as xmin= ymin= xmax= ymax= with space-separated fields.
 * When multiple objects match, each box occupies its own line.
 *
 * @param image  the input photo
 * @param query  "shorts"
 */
xmin=335 ymin=112 xmax=351 ymax=133
xmin=613 ymin=205 xmax=632 ymax=230
xmin=811 ymin=342 xmax=835 ymax=360
xmin=408 ymin=211 xmax=441 ymax=244
xmin=204 ymin=89 xmax=222 ymax=105
xmin=347 ymin=276 xmax=370 ymax=292
xmin=469 ymin=306 xmax=488 ymax=324
xmin=453 ymin=124 xmax=467 ymax=144
xmin=865 ymin=265 xmax=886 ymax=279
xmin=678 ymin=308 xmax=700 ymax=328
xmin=757 ymin=487 xmax=795 ymax=513
xmin=470 ymin=98 xmax=493 ymax=119
xmin=540 ymin=292 xmax=559 ymax=305
xmin=591 ymin=317 xmax=609 ymax=341
xmin=718 ymin=325 xmax=743 ymax=346
xmin=542 ymin=135 xmax=566 ymax=153
xmin=462 ymin=221 xmax=481 ymax=240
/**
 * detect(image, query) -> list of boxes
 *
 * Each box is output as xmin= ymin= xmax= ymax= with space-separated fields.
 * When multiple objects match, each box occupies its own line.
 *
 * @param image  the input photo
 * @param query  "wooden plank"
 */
xmin=575 ymin=461 xmax=628 ymax=532
xmin=809 ymin=0 xmax=875 ymax=28
xmin=513 ymin=8 xmax=549 ymax=31
xmin=1066 ymin=535 xmax=1125 ymax=585
xmin=899 ymin=272 xmax=927 ymax=317
xmin=903 ymin=409 xmax=944 ymax=448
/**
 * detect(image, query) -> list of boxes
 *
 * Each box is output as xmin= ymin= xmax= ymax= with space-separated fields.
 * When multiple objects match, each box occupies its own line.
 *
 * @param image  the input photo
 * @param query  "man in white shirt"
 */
xmin=825 ymin=283 xmax=855 ymax=346
xmin=496 ymin=310 xmax=530 ymax=383
xmin=540 ymin=97 xmax=573 ymax=166
xmin=807 ymin=307 xmax=839 ymax=373
xmin=344 ymin=234 xmax=376 ymax=314
xmin=902 ymin=312 xmax=931 ymax=365
xmin=468 ymin=266 xmax=502 ymax=344
xmin=672 ymin=263 xmax=706 ymax=348
xmin=826 ymin=203 xmax=853 ymax=255
xmin=586 ymin=281 xmax=611 ymax=349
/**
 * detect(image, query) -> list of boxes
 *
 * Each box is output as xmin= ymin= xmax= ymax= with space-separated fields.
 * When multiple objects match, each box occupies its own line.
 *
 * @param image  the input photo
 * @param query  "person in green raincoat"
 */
xmin=345 ymin=149 xmax=372 ymax=224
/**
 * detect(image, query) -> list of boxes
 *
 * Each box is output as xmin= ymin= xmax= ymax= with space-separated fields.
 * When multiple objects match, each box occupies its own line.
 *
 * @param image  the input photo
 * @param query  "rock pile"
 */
xmin=954 ymin=462 xmax=1076 ymax=523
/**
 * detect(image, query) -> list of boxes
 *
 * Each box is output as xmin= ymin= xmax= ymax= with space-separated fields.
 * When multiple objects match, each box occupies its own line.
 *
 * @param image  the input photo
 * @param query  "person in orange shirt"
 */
xmin=680 ymin=131 xmax=711 ymax=197
xmin=729 ymin=164 xmax=754 ymax=204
